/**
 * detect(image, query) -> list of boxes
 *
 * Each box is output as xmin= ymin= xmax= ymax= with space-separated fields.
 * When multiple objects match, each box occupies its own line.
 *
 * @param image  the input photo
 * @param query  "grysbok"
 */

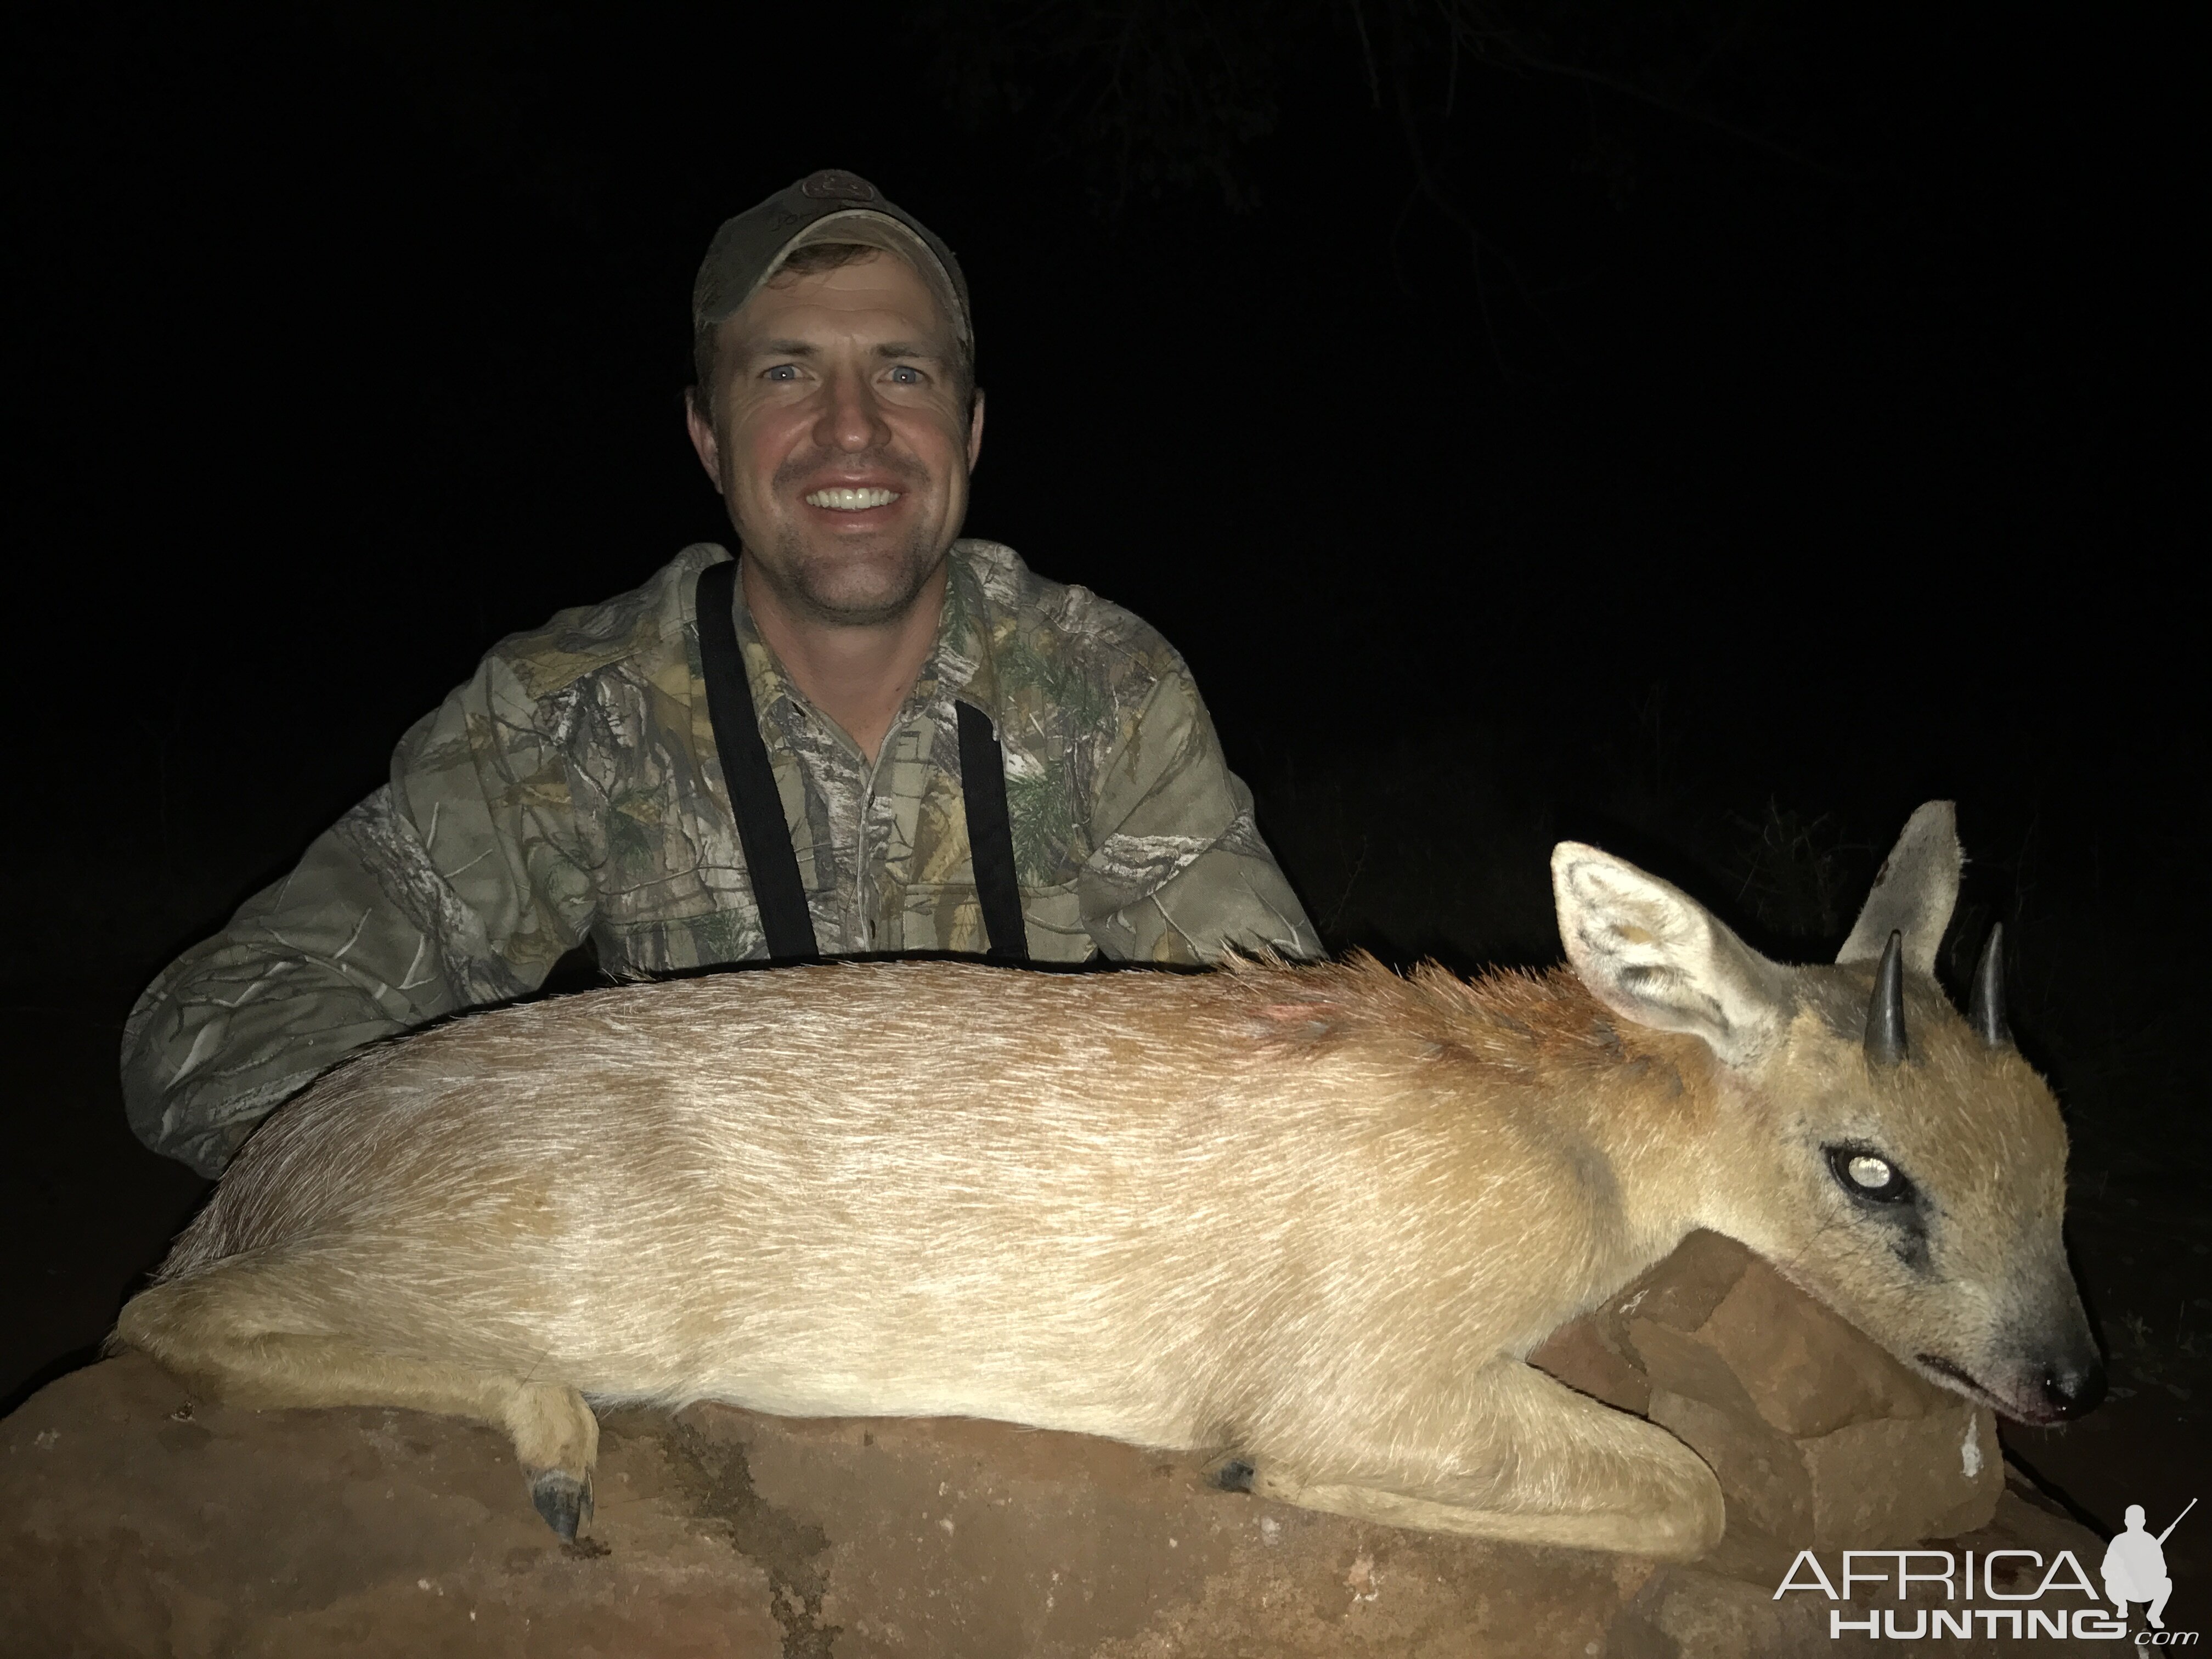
xmin=114 ymin=802 xmax=2101 ymax=1556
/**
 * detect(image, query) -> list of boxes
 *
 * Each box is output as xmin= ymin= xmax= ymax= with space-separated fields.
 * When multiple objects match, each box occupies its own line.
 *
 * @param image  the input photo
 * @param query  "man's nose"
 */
xmin=818 ymin=369 xmax=891 ymax=453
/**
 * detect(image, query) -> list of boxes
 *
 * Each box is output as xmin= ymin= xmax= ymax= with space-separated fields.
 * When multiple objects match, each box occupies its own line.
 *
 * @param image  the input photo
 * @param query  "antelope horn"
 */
xmin=1968 ymin=923 xmax=2012 ymax=1048
xmin=1866 ymin=930 xmax=1909 ymax=1067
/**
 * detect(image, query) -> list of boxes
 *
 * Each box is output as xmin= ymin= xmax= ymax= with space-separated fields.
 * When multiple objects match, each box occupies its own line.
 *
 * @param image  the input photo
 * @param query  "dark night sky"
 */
xmin=9 ymin=2 xmax=2204 ymax=1169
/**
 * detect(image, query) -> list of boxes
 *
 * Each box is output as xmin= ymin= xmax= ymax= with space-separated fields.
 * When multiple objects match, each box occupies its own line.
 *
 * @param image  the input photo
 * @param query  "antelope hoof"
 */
xmin=528 ymin=1470 xmax=593 ymax=1541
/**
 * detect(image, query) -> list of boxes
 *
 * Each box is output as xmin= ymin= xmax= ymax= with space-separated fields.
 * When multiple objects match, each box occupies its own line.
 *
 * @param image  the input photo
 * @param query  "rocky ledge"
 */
xmin=3 ymin=1233 xmax=2109 ymax=1656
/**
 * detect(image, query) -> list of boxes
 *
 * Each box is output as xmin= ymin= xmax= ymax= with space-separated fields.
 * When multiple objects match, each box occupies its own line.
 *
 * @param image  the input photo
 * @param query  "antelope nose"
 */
xmin=2041 ymin=1355 xmax=2106 ymax=1418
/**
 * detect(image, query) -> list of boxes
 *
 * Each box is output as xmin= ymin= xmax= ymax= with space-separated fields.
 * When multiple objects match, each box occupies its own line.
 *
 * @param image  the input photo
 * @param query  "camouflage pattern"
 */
xmin=123 ymin=540 xmax=1320 ymax=1175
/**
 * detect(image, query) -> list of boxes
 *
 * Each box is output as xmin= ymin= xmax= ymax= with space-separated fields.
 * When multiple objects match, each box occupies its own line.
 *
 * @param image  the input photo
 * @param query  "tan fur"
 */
xmin=114 ymin=807 xmax=2092 ymax=1559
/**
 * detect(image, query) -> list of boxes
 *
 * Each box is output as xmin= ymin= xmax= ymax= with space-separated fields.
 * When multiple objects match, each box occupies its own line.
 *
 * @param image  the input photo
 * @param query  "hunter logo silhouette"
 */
xmin=2106 ymin=1498 xmax=2193 ymax=1629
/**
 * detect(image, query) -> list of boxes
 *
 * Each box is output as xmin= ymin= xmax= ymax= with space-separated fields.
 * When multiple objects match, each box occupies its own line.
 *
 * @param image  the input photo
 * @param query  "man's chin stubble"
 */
xmin=757 ymin=529 xmax=948 ymax=628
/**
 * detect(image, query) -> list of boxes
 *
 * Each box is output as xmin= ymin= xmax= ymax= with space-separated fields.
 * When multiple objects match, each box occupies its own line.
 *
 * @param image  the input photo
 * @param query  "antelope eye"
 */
xmin=1826 ymin=1144 xmax=1916 ymax=1205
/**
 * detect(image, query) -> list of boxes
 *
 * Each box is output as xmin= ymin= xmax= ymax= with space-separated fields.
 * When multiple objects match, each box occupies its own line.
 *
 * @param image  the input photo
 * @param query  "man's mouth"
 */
xmin=804 ymin=486 xmax=902 ymax=511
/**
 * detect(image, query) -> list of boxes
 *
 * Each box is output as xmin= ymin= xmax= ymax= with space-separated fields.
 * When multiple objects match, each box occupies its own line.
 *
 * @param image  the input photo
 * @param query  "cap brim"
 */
xmin=738 ymin=210 xmax=971 ymax=346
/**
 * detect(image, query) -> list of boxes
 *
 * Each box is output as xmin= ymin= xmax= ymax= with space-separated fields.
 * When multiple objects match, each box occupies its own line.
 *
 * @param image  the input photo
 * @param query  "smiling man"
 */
xmin=124 ymin=170 xmax=1319 ymax=1176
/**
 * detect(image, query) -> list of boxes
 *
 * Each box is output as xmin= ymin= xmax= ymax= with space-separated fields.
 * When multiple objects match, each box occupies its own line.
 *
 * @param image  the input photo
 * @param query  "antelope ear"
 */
xmin=1837 ymin=801 xmax=1961 ymax=974
xmin=1552 ymin=843 xmax=1791 ymax=1066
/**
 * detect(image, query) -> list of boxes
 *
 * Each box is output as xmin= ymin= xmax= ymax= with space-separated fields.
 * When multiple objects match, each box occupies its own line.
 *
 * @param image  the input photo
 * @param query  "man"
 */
xmin=123 ymin=169 xmax=1320 ymax=1176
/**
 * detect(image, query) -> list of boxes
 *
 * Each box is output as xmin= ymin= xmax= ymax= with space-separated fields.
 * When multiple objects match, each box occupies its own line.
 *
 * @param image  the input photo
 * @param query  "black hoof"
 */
xmin=1214 ymin=1459 xmax=1255 ymax=1493
xmin=529 ymin=1470 xmax=594 ymax=1541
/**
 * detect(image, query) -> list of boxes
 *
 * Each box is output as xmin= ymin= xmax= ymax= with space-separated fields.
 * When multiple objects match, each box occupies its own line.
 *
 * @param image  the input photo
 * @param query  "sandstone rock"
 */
xmin=1517 ymin=1314 xmax=1650 ymax=1417
xmin=1643 ymin=1388 xmax=1811 ymax=1576
xmin=1531 ymin=1229 xmax=2005 ymax=1565
xmin=1803 ymin=1404 xmax=1999 ymax=1548
xmin=1602 ymin=1228 xmax=1746 ymax=1335
xmin=1615 ymin=1564 xmax=1812 ymax=1659
xmin=1627 ymin=1316 xmax=1761 ymax=1417
xmin=3 ymin=1233 xmax=2086 ymax=1656
xmin=1695 ymin=1256 xmax=1942 ymax=1437
xmin=682 ymin=1401 xmax=1634 ymax=1657
xmin=1 ymin=1350 xmax=787 ymax=1658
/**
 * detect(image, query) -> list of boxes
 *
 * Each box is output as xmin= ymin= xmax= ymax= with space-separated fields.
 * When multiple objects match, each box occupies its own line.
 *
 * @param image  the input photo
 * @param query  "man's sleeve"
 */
xmin=121 ymin=651 xmax=595 ymax=1175
xmin=1077 ymin=665 xmax=1322 ymax=964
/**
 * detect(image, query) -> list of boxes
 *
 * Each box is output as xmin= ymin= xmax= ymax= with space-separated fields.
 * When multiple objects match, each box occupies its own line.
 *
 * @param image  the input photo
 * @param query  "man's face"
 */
xmin=687 ymin=249 xmax=983 ymax=627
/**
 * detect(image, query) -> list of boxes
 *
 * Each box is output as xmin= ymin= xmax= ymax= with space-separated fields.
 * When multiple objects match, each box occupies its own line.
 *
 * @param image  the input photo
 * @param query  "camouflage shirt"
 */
xmin=123 ymin=540 xmax=1319 ymax=1175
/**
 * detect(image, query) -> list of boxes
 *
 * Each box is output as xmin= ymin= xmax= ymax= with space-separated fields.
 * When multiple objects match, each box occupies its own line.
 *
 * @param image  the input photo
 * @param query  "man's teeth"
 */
xmin=805 ymin=486 xmax=901 ymax=510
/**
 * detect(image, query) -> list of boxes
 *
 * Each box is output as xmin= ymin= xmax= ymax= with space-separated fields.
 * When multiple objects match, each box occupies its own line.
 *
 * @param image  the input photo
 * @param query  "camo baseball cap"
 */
xmin=691 ymin=170 xmax=973 ymax=352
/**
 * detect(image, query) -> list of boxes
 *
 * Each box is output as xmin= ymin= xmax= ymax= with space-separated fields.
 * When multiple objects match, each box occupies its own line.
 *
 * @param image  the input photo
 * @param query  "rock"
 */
xmin=1643 ymin=1388 xmax=1812 ymax=1573
xmin=1530 ymin=1228 xmax=2005 ymax=1574
xmin=1 ymin=1349 xmax=787 ymax=1658
xmin=1692 ymin=1250 xmax=1937 ymax=1437
xmin=1803 ymin=1404 xmax=2001 ymax=1548
xmin=4 ymin=1233 xmax=2092 ymax=1656
xmin=676 ymin=1402 xmax=1633 ymax=1657
xmin=1516 ymin=1313 xmax=1650 ymax=1418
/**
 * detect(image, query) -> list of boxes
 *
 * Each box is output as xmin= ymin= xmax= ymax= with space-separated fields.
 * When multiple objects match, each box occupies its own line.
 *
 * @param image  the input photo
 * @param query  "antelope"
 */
xmin=113 ymin=802 xmax=2101 ymax=1558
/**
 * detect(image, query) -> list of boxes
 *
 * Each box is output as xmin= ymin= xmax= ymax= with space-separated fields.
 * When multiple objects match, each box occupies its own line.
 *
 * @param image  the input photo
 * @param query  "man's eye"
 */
xmin=764 ymin=364 xmax=800 ymax=382
xmin=887 ymin=365 xmax=922 ymax=385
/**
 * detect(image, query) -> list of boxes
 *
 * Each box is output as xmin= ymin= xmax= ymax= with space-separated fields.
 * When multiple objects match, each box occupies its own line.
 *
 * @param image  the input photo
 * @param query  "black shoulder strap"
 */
xmin=956 ymin=701 xmax=1028 ymax=961
xmin=694 ymin=560 xmax=817 ymax=961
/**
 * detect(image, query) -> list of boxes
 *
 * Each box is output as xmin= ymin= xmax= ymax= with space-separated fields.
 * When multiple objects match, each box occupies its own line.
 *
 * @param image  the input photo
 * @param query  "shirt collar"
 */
xmin=726 ymin=540 xmax=1003 ymax=729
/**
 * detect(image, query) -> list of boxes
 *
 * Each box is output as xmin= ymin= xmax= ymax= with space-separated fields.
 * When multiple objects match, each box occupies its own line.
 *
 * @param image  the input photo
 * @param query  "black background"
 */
xmin=8 ymin=0 xmax=2205 ymax=1543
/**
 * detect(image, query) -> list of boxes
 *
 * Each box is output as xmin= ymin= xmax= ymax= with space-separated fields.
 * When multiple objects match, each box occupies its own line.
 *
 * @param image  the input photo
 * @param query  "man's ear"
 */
xmin=685 ymin=388 xmax=726 ymax=495
xmin=1552 ymin=842 xmax=1792 ymax=1066
xmin=966 ymin=387 xmax=986 ymax=472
